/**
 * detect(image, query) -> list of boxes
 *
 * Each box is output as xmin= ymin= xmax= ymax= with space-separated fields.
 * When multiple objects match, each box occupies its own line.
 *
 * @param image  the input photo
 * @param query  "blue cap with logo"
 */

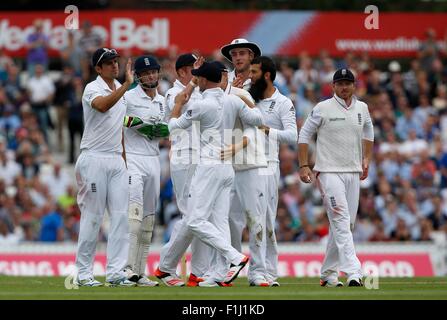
xmin=134 ymin=55 xmax=161 ymax=74
xmin=333 ymin=68 xmax=355 ymax=83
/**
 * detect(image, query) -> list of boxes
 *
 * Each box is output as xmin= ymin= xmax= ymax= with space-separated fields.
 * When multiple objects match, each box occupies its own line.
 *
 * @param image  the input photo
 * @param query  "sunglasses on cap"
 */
xmin=96 ymin=48 xmax=118 ymax=66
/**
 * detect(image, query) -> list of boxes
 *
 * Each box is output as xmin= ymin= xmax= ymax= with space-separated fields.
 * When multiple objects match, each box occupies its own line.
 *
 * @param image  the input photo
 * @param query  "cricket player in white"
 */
xmin=221 ymin=39 xmax=261 ymax=91
xmin=298 ymin=68 xmax=374 ymax=287
xmin=123 ymin=55 xmax=167 ymax=287
xmin=248 ymin=56 xmax=298 ymax=286
xmin=156 ymin=62 xmax=255 ymax=287
xmin=213 ymin=61 xmax=270 ymax=287
xmin=160 ymin=54 xmax=209 ymax=286
xmin=74 ymin=48 xmax=135 ymax=287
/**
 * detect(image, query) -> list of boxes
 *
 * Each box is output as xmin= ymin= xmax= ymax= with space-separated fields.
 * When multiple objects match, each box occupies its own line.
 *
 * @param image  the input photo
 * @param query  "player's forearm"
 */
xmin=270 ymin=126 xmax=298 ymax=145
xmin=298 ymin=143 xmax=310 ymax=167
xmin=92 ymin=83 xmax=130 ymax=113
xmin=121 ymin=128 xmax=127 ymax=166
xmin=363 ymin=139 xmax=373 ymax=163
xmin=171 ymin=101 xmax=183 ymax=119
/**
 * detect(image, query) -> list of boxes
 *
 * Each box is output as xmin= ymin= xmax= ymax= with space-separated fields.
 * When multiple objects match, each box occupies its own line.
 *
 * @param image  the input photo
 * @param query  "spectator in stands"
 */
xmin=419 ymin=28 xmax=440 ymax=71
xmin=39 ymin=203 xmax=64 ymax=242
xmin=26 ymin=64 xmax=55 ymax=142
xmin=60 ymin=31 xmax=83 ymax=77
xmin=67 ymin=77 xmax=84 ymax=164
xmin=26 ymin=19 xmax=50 ymax=76
xmin=54 ymin=64 xmax=75 ymax=152
xmin=78 ymin=20 xmax=104 ymax=81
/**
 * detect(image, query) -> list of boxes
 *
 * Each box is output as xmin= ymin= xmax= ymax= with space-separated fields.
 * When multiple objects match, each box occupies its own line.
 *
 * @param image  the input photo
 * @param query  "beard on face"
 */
xmin=248 ymin=74 xmax=268 ymax=103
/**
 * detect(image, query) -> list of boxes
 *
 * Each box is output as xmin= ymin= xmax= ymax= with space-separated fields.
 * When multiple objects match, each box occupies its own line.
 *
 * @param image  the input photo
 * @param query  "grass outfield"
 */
xmin=0 ymin=276 xmax=446 ymax=300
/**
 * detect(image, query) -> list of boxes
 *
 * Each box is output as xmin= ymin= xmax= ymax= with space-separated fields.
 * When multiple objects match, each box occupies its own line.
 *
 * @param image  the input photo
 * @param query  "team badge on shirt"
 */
xmin=268 ymin=101 xmax=276 ymax=113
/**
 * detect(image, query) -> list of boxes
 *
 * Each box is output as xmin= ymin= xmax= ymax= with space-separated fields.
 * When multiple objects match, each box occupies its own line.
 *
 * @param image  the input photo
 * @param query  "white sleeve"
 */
xmin=168 ymin=101 xmax=201 ymax=131
xmin=237 ymin=98 xmax=264 ymax=127
xmin=363 ymin=106 xmax=374 ymax=141
xmin=269 ymin=99 xmax=298 ymax=144
xmin=82 ymin=83 xmax=102 ymax=108
xmin=298 ymin=104 xmax=322 ymax=144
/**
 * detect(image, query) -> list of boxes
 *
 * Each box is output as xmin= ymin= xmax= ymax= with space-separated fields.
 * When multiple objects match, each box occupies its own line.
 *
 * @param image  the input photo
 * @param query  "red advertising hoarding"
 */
xmin=0 ymin=10 xmax=446 ymax=58
xmin=0 ymin=252 xmax=434 ymax=277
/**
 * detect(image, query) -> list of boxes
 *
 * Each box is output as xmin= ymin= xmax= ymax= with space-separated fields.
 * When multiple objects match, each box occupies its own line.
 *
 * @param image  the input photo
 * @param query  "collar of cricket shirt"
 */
xmin=202 ymin=87 xmax=224 ymax=98
xmin=261 ymin=87 xmax=279 ymax=102
xmin=334 ymin=94 xmax=357 ymax=110
xmin=96 ymin=75 xmax=120 ymax=93
xmin=135 ymin=84 xmax=162 ymax=102
xmin=174 ymin=79 xmax=186 ymax=90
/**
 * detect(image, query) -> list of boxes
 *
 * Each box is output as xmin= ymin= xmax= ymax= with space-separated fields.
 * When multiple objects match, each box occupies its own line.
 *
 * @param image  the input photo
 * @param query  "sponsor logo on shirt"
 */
xmin=358 ymin=113 xmax=362 ymax=125
xmin=329 ymin=117 xmax=346 ymax=121
xmin=268 ymin=101 xmax=276 ymax=113
xmin=91 ymin=183 xmax=97 ymax=193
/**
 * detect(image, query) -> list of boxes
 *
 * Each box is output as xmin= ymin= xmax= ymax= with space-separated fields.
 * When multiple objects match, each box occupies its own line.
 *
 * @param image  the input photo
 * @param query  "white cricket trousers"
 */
xmin=127 ymin=154 xmax=160 ymax=218
xmin=229 ymin=168 xmax=268 ymax=282
xmin=75 ymin=151 xmax=129 ymax=282
xmin=264 ymin=162 xmax=280 ymax=281
xmin=316 ymin=172 xmax=363 ymax=281
xmin=159 ymin=164 xmax=245 ymax=281
xmin=159 ymin=162 xmax=211 ymax=277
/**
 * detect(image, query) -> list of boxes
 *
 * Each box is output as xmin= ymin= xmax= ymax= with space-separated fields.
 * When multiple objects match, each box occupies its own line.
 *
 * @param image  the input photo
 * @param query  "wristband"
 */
xmin=189 ymin=80 xmax=198 ymax=88
xmin=299 ymin=164 xmax=310 ymax=169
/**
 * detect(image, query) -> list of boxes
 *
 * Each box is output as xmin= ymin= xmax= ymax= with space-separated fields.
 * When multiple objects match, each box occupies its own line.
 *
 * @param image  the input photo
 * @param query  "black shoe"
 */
xmin=348 ymin=279 xmax=363 ymax=287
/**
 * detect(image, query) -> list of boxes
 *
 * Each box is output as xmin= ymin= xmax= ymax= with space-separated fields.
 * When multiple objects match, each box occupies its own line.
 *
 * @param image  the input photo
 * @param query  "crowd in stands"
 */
xmin=1 ymin=20 xmax=447 ymax=244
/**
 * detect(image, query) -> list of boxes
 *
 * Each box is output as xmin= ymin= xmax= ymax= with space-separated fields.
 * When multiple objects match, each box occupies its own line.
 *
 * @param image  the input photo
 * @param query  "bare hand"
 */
xmin=360 ymin=159 xmax=369 ymax=180
xmin=232 ymin=74 xmax=245 ymax=88
xmin=193 ymin=56 xmax=205 ymax=69
xmin=299 ymin=167 xmax=313 ymax=184
xmin=220 ymin=142 xmax=243 ymax=160
xmin=125 ymin=58 xmax=134 ymax=85
xmin=259 ymin=125 xmax=270 ymax=136
xmin=174 ymin=91 xmax=189 ymax=106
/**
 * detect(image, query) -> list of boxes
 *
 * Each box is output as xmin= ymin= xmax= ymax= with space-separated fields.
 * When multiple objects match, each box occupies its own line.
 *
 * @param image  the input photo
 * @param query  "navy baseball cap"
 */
xmin=191 ymin=61 xmax=221 ymax=83
xmin=211 ymin=61 xmax=229 ymax=73
xmin=333 ymin=68 xmax=355 ymax=83
xmin=175 ymin=53 xmax=197 ymax=70
xmin=92 ymin=48 xmax=120 ymax=67
xmin=134 ymin=55 xmax=160 ymax=74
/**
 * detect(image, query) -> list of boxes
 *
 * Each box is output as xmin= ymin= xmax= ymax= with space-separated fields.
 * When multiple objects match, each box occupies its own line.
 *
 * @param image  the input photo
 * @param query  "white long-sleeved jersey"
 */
xmin=257 ymin=88 xmax=298 ymax=163
xmin=165 ymin=79 xmax=202 ymax=163
xmin=225 ymin=85 xmax=267 ymax=171
xmin=298 ymin=94 xmax=374 ymax=172
xmin=123 ymin=85 xmax=166 ymax=156
xmin=168 ymin=87 xmax=226 ymax=164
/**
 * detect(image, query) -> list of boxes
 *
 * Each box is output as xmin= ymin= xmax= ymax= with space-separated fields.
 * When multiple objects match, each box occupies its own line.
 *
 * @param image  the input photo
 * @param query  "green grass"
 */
xmin=0 ymin=276 xmax=446 ymax=300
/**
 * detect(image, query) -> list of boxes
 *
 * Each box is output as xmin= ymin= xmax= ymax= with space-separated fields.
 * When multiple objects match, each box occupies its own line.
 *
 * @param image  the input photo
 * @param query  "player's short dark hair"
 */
xmin=251 ymin=56 xmax=276 ymax=82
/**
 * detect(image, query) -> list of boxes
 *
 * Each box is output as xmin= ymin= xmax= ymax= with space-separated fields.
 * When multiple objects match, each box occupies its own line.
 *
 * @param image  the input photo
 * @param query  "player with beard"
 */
xmin=122 ymin=55 xmax=167 ymax=286
xmin=249 ymin=56 xmax=298 ymax=286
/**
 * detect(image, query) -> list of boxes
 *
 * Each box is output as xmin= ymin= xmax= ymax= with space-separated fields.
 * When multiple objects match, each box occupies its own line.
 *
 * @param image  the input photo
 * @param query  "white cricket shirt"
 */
xmin=298 ymin=94 xmax=374 ymax=172
xmin=80 ymin=75 xmax=126 ymax=154
xmin=165 ymin=80 xmax=202 ymax=163
xmin=257 ymin=88 xmax=298 ymax=163
xmin=124 ymin=85 xmax=166 ymax=156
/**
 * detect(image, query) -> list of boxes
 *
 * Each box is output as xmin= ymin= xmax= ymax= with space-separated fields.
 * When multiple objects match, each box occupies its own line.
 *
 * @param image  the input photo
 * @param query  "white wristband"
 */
xmin=189 ymin=80 xmax=198 ymax=88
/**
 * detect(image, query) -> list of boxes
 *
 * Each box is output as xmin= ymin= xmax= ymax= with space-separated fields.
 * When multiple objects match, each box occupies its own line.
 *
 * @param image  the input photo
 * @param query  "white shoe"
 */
xmin=137 ymin=276 xmax=159 ymax=287
xmin=267 ymin=280 xmax=280 ymax=287
xmin=105 ymin=277 xmax=136 ymax=287
xmin=249 ymin=277 xmax=270 ymax=287
xmin=320 ymin=279 xmax=344 ymax=287
xmin=154 ymin=268 xmax=185 ymax=287
xmin=124 ymin=267 xmax=139 ymax=282
xmin=75 ymin=278 xmax=103 ymax=287
xmin=224 ymin=256 xmax=249 ymax=284
xmin=198 ymin=279 xmax=219 ymax=287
